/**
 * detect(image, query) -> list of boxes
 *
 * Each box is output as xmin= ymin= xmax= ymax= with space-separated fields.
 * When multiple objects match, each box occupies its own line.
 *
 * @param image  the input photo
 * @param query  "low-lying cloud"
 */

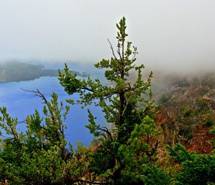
xmin=0 ymin=0 xmax=214 ymax=72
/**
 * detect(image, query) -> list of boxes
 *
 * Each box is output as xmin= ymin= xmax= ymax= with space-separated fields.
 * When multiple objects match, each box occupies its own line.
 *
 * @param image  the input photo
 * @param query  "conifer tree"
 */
xmin=0 ymin=92 xmax=89 ymax=185
xmin=59 ymin=17 xmax=168 ymax=184
xmin=59 ymin=17 xmax=153 ymax=144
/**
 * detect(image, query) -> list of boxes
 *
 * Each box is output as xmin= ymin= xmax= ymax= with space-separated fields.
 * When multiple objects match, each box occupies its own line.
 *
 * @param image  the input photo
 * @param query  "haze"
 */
xmin=0 ymin=0 xmax=215 ymax=72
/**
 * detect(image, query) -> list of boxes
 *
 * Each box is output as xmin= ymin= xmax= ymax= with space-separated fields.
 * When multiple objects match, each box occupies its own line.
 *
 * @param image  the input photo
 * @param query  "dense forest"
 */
xmin=0 ymin=17 xmax=215 ymax=185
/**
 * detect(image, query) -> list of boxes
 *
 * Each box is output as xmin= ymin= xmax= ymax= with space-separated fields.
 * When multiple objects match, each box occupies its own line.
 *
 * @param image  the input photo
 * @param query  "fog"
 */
xmin=0 ymin=0 xmax=215 ymax=72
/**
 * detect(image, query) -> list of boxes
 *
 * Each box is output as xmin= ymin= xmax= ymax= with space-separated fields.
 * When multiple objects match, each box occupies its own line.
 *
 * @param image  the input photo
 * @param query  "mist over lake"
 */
xmin=0 ymin=76 xmax=104 ymax=146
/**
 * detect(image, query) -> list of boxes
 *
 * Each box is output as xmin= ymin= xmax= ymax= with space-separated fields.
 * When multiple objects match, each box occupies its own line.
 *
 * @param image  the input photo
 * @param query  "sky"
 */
xmin=0 ymin=0 xmax=215 ymax=71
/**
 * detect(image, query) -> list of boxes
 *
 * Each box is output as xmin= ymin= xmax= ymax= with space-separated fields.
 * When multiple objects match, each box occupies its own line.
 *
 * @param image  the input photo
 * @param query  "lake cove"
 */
xmin=0 ymin=76 xmax=104 ymax=146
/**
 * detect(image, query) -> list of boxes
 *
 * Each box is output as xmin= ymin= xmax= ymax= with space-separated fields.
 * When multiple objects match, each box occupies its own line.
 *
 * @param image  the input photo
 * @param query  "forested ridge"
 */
xmin=0 ymin=62 xmax=58 ymax=82
xmin=0 ymin=18 xmax=215 ymax=185
xmin=0 ymin=62 xmax=84 ymax=83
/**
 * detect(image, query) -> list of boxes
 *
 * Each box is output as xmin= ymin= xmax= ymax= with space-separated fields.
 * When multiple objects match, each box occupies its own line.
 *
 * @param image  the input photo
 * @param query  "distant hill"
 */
xmin=0 ymin=62 xmax=85 ymax=83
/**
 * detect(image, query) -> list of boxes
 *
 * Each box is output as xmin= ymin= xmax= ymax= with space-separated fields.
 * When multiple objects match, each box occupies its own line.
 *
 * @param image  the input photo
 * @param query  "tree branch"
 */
xmin=107 ymin=39 xmax=118 ymax=60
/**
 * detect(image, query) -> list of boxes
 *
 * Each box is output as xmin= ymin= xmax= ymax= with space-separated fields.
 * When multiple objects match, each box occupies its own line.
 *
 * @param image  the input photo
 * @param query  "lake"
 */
xmin=0 ymin=76 xmax=104 ymax=146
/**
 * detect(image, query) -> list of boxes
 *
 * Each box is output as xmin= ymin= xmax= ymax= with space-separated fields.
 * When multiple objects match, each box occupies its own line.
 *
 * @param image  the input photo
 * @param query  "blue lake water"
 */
xmin=0 ymin=76 xmax=104 ymax=146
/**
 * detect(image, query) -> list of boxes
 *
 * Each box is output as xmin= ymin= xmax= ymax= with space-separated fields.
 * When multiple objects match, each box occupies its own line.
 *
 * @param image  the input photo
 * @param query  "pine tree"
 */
xmin=59 ymin=17 xmax=168 ymax=184
xmin=0 ymin=92 xmax=89 ymax=185
xmin=59 ymin=17 xmax=153 ymax=144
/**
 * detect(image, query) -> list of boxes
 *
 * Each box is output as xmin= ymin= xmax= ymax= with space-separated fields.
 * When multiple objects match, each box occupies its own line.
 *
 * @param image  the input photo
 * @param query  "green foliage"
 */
xmin=117 ymin=116 xmax=169 ymax=185
xmin=169 ymin=144 xmax=215 ymax=185
xmin=0 ymin=107 xmax=19 ymax=140
xmin=0 ymin=92 xmax=86 ymax=185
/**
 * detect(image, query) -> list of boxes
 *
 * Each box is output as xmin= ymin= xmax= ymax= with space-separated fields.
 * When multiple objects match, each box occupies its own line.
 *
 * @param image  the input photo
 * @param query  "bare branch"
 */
xmin=21 ymin=88 xmax=49 ymax=105
xmin=21 ymin=88 xmax=57 ymax=128
xmin=107 ymin=39 xmax=118 ymax=60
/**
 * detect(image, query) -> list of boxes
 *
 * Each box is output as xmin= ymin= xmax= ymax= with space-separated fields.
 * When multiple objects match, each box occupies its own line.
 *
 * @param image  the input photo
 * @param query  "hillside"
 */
xmin=0 ymin=62 xmax=84 ymax=83
xmin=155 ymin=72 xmax=215 ymax=153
